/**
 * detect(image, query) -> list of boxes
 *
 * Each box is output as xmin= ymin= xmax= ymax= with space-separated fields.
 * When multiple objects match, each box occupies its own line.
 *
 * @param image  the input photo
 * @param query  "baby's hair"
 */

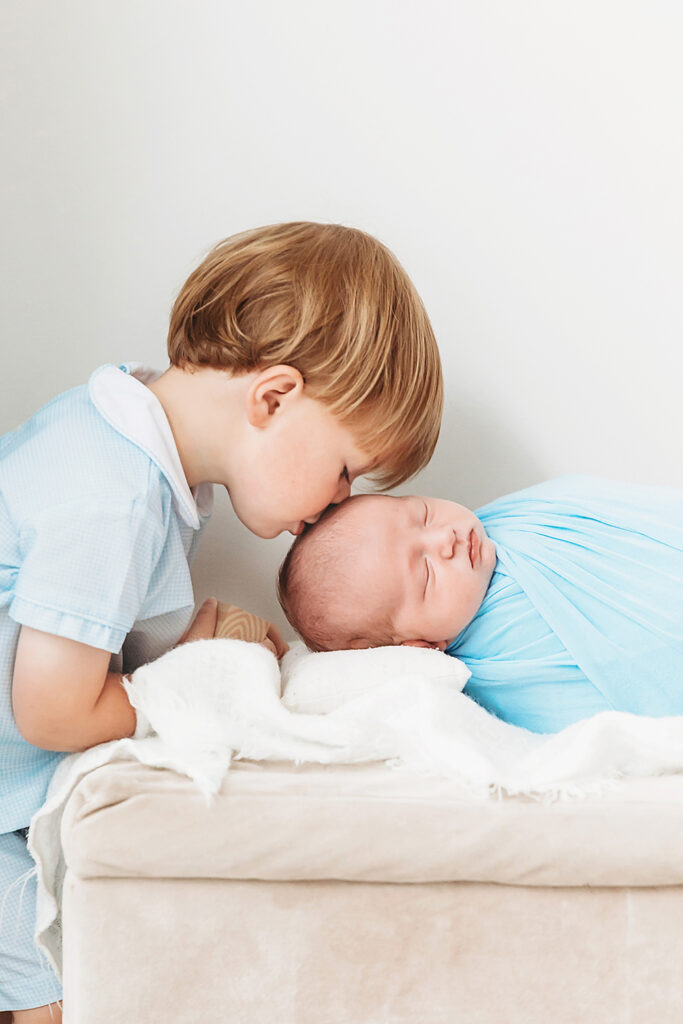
xmin=168 ymin=222 xmax=442 ymax=488
xmin=278 ymin=497 xmax=395 ymax=652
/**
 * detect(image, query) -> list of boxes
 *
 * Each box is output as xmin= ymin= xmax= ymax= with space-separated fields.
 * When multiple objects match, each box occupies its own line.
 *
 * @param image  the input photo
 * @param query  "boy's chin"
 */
xmin=255 ymin=524 xmax=283 ymax=540
xmin=233 ymin=507 xmax=280 ymax=539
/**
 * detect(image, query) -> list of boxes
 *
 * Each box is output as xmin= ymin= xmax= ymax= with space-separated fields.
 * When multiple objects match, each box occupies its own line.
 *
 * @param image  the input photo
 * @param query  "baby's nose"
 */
xmin=430 ymin=525 xmax=456 ymax=559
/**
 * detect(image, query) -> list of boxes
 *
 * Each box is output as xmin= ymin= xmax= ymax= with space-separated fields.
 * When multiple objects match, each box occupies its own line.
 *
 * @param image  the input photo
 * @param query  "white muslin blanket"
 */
xmin=28 ymin=638 xmax=683 ymax=978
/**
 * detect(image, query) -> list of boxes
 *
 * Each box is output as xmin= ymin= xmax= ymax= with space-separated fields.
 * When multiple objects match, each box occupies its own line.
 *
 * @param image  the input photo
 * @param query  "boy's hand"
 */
xmin=179 ymin=598 xmax=289 ymax=657
xmin=262 ymin=622 xmax=288 ymax=659
xmin=176 ymin=597 xmax=219 ymax=645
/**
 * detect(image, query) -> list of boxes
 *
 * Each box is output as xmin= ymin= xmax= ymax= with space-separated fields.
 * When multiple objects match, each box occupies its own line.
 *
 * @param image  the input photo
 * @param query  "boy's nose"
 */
xmin=331 ymin=476 xmax=352 ymax=505
xmin=305 ymin=477 xmax=352 ymax=526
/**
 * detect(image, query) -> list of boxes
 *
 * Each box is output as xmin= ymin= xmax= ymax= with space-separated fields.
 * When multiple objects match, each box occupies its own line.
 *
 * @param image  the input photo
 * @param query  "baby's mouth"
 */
xmin=468 ymin=528 xmax=480 ymax=568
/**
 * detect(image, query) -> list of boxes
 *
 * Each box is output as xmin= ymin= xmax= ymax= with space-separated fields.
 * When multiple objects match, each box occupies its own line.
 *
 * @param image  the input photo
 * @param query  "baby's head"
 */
xmin=278 ymin=493 xmax=497 ymax=652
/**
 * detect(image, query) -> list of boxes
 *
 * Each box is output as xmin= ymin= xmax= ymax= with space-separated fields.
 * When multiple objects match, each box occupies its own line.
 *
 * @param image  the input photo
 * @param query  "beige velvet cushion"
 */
xmin=62 ymin=876 xmax=683 ymax=1024
xmin=61 ymin=759 xmax=683 ymax=888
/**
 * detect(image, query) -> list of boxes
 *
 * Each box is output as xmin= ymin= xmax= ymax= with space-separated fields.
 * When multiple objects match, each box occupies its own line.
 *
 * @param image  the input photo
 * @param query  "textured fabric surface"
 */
xmin=62 ymin=760 xmax=683 ymax=888
xmin=58 ymin=758 xmax=683 ymax=1021
xmin=31 ymin=637 xmax=683 ymax=982
xmin=0 ymin=829 xmax=61 ymax=1012
xmin=28 ymin=639 xmax=476 ymax=980
xmin=61 ymin=873 xmax=683 ymax=1024
xmin=281 ymin=640 xmax=470 ymax=714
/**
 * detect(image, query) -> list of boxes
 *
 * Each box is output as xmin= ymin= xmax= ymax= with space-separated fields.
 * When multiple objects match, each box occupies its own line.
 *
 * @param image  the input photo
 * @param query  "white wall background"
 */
xmin=2 ymin=1 xmax=682 ymax=635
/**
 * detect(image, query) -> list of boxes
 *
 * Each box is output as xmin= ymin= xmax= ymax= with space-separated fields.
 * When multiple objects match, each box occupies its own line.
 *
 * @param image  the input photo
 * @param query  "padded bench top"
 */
xmin=61 ymin=759 xmax=683 ymax=888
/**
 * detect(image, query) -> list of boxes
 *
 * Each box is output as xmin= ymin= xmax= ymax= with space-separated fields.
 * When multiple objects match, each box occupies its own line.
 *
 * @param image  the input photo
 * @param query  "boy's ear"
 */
xmin=246 ymin=365 xmax=304 ymax=427
xmin=402 ymin=639 xmax=448 ymax=652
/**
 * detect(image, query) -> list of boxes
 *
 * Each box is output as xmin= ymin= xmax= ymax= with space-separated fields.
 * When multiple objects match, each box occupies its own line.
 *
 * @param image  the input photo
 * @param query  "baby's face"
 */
xmin=343 ymin=494 xmax=497 ymax=648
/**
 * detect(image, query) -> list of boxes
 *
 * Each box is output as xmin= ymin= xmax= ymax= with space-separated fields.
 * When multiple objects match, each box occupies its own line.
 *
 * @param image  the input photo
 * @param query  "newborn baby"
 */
xmin=278 ymin=475 xmax=683 ymax=733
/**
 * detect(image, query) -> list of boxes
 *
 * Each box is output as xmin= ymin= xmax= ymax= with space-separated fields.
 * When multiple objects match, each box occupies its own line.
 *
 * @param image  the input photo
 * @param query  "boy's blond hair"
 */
xmin=168 ymin=221 xmax=442 ymax=487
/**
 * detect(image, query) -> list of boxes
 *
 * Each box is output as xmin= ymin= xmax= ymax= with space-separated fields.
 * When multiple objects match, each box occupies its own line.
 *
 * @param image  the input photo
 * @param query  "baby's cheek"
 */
xmin=457 ymin=577 xmax=485 ymax=622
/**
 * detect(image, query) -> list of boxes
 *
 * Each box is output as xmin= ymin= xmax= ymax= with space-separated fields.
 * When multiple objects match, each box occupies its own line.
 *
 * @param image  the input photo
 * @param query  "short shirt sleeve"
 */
xmin=10 ymin=490 xmax=170 ymax=653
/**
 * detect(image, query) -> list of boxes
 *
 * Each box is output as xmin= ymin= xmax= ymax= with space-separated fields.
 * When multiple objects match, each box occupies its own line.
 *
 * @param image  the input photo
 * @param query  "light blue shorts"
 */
xmin=0 ymin=828 xmax=62 ymax=1012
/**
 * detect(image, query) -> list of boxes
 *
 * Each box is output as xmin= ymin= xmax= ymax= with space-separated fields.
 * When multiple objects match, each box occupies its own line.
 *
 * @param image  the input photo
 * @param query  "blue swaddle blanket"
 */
xmin=446 ymin=475 xmax=683 ymax=733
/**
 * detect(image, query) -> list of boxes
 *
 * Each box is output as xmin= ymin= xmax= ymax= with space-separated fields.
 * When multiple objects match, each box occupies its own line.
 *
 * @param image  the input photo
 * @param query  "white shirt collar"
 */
xmin=88 ymin=363 xmax=213 ymax=529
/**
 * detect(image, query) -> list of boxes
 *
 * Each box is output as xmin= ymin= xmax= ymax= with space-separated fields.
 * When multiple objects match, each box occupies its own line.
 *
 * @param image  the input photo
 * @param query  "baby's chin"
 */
xmin=481 ymin=534 xmax=497 ymax=578
xmin=471 ymin=536 xmax=497 ymax=616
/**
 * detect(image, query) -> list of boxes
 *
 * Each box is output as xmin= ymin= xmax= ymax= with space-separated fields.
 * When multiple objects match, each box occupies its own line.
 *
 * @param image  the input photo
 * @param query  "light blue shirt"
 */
xmin=0 ymin=364 xmax=213 ymax=832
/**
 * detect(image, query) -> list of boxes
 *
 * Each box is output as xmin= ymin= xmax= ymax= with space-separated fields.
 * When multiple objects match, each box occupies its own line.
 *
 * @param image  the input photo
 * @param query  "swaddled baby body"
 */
xmin=278 ymin=475 xmax=683 ymax=733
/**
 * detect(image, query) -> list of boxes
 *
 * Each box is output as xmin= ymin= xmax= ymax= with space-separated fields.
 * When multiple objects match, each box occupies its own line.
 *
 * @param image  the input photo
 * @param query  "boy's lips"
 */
xmin=468 ymin=528 xmax=480 ymax=567
xmin=292 ymin=517 xmax=320 ymax=535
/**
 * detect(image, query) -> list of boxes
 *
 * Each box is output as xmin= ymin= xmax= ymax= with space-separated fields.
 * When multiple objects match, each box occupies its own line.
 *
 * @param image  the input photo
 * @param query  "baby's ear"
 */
xmin=402 ymin=639 xmax=448 ymax=652
xmin=246 ymin=365 xmax=304 ymax=426
xmin=347 ymin=637 xmax=374 ymax=651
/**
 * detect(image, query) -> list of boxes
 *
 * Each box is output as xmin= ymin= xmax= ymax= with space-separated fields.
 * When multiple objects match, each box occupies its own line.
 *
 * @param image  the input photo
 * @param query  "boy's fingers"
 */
xmin=265 ymin=623 xmax=289 ymax=659
xmin=178 ymin=603 xmax=287 ymax=660
xmin=178 ymin=598 xmax=219 ymax=645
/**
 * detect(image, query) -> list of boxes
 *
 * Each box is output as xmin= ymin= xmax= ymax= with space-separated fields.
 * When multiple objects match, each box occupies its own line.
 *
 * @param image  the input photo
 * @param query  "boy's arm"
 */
xmin=12 ymin=600 xmax=219 ymax=753
xmin=12 ymin=628 xmax=134 ymax=752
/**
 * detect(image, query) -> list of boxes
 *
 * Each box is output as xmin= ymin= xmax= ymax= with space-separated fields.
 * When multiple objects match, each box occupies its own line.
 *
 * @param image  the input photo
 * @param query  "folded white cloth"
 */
xmin=28 ymin=637 xmax=683 ymax=979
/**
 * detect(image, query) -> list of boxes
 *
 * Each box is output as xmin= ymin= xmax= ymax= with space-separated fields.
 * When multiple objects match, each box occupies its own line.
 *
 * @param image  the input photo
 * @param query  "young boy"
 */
xmin=278 ymin=474 xmax=683 ymax=735
xmin=0 ymin=221 xmax=443 ymax=1022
